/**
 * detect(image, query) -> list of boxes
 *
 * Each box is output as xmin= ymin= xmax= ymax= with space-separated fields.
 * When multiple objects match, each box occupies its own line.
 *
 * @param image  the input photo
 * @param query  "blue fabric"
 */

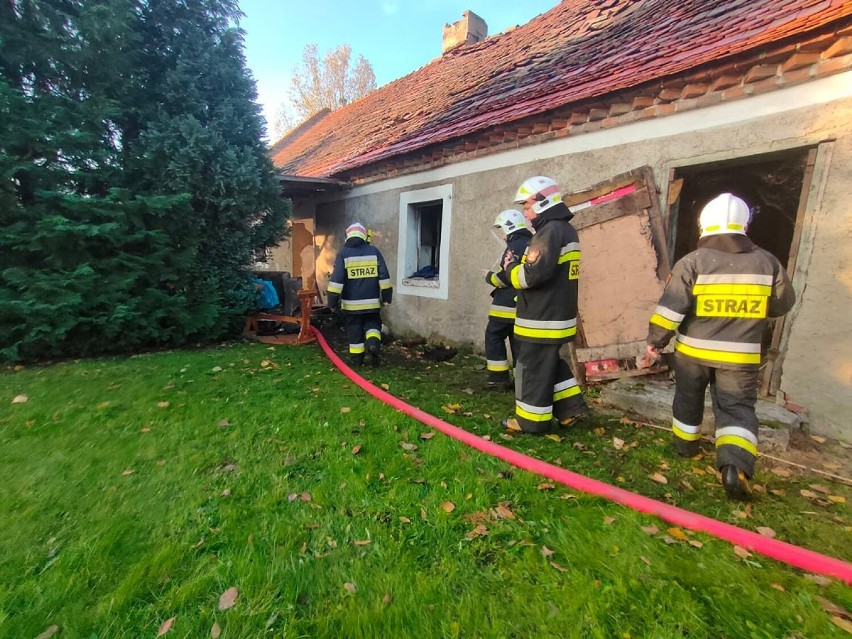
xmin=254 ymin=279 xmax=280 ymax=309
xmin=411 ymin=265 xmax=439 ymax=278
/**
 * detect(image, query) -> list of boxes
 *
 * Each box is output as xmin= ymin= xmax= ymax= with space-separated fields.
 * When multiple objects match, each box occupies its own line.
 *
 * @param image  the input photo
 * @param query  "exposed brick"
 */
xmin=744 ymin=64 xmax=778 ymax=82
xmin=780 ymin=52 xmax=821 ymax=72
xmin=657 ymin=87 xmax=682 ymax=102
xmin=616 ymin=110 xmax=642 ymax=124
xmin=695 ymin=92 xmax=724 ymax=108
xmin=632 ymin=95 xmax=655 ymax=109
xmin=588 ymin=107 xmax=609 ymax=121
xmin=839 ymin=25 xmax=852 ymax=38
xmin=814 ymin=55 xmax=852 ymax=77
xmin=823 ymin=37 xmax=852 ymax=59
xmin=569 ymin=111 xmax=589 ymax=125
xmin=584 ymin=119 xmax=604 ymax=132
xmin=532 ymin=122 xmax=549 ymax=134
xmin=709 ymin=74 xmax=741 ymax=91
xmin=656 ymin=103 xmax=676 ymax=116
xmin=779 ymin=66 xmax=814 ymax=86
xmin=642 ymin=106 xmax=656 ymax=118
xmin=722 ymin=86 xmax=751 ymax=101
xmin=601 ymin=117 xmax=619 ymax=128
xmin=750 ymin=76 xmax=781 ymax=95
xmin=681 ymin=83 xmax=709 ymax=99
xmin=550 ymin=117 xmax=569 ymax=129
xmin=674 ymin=98 xmax=698 ymax=112
xmin=608 ymin=102 xmax=631 ymax=116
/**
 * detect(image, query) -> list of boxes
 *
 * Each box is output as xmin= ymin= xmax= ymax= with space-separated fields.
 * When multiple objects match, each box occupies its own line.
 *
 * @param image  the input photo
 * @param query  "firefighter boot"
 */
xmin=367 ymin=342 xmax=381 ymax=367
xmin=721 ymin=465 xmax=752 ymax=502
xmin=556 ymin=406 xmax=590 ymax=429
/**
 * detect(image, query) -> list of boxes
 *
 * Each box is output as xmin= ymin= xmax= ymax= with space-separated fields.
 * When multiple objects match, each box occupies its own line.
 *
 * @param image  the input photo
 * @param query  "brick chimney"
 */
xmin=442 ymin=10 xmax=487 ymax=54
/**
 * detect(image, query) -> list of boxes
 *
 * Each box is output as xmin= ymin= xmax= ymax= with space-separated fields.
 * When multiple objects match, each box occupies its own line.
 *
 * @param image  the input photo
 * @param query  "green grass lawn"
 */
xmin=1 ymin=339 xmax=850 ymax=638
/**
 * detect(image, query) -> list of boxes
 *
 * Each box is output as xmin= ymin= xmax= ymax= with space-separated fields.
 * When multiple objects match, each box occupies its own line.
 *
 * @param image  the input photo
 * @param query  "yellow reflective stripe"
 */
xmin=379 ymin=279 xmax=392 ymax=290
xmin=327 ymin=282 xmax=343 ymax=293
xmin=365 ymin=329 xmax=381 ymax=340
xmin=674 ymin=341 xmax=760 ymax=365
xmin=487 ymin=361 xmax=510 ymax=372
xmin=514 ymin=325 xmax=576 ymax=339
xmin=516 ymin=405 xmax=553 ymax=422
xmin=673 ymin=424 xmax=702 ymax=441
xmin=489 ymin=273 xmax=503 ymax=287
xmin=344 ymin=256 xmax=378 ymax=266
xmin=558 ymin=250 xmax=581 ymax=264
xmin=489 ymin=308 xmax=515 ymax=319
xmin=692 ymin=283 xmax=772 ymax=296
xmin=341 ymin=300 xmax=382 ymax=311
xmin=716 ymin=434 xmax=758 ymax=456
xmin=650 ymin=313 xmax=679 ymax=331
xmin=553 ymin=385 xmax=581 ymax=401
xmin=349 ymin=343 xmax=365 ymax=354
xmin=510 ymin=264 xmax=524 ymax=289
xmin=727 ymin=223 xmax=744 ymax=231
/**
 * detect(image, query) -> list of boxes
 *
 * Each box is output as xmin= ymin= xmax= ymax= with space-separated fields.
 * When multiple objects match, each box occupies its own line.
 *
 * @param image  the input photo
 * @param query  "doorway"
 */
xmin=666 ymin=147 xmax=817 ymax=395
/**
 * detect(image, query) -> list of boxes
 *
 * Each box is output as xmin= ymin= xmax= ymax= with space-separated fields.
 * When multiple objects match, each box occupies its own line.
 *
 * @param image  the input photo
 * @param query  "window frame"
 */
xmin=396 ymin=184 xmax=452 ymax=300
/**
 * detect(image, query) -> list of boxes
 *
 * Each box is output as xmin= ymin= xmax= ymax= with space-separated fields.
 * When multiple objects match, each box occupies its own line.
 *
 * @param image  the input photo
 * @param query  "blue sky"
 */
xmin=237 ymin=0 xmax=559 ymax=135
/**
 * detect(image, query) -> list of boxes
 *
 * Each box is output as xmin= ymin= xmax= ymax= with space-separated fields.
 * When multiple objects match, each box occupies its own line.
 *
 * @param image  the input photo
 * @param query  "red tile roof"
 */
xmin=271 ymin=0 xmax=852 ymax=179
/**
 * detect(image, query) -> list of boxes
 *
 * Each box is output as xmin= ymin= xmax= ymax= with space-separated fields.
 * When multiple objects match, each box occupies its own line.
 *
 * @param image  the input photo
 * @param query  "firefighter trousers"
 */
xmin=672 ymin=356 xmax=759 ymax=477
xmin=484 ymin=319 xmax=516 ymax=383
xmin=344 ymin=312 xmax=382 ymax=366
xmin=513 ymin=341 xmax=586 ymax=433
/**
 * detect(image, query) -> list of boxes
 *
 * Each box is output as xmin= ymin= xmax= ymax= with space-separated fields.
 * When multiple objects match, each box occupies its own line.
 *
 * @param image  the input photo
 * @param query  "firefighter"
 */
xmin=327 ymin=222 xmax=393 ymax=367
xmin=484 ymin=210 xmax=533 ymax=388
xmin=645 ymin=193 xmax=795 ymax=500
xmin=496 ymin=176 xmax=589 ymax=434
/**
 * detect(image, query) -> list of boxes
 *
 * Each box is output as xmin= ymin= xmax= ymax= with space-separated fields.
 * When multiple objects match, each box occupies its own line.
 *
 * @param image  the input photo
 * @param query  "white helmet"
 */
xmin=345 ymin=222 xmax=367 ymax=241
xmin=493 ymin=209 xmax=527 ymax=235
xmin=699 ymin=193 xmax=751 ymax=237
xmin=513 ymin=176 xmax=563 ymax=215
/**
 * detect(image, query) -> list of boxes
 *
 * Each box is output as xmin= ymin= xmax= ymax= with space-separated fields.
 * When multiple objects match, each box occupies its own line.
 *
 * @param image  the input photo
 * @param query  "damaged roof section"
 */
xmin=270 ymin=0 xmax=851 ymax=180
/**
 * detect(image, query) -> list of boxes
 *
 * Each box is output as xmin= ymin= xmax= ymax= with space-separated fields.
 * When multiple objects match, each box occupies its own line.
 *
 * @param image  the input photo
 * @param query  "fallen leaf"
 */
xmin=613 ymin=437 xmax=625 ymax=450
xmin=545 ymin=433 xmax=562 ymax=442
xmin=221 ymin=488 xmax=231 ymax=497
xmin=121 ymin=469 xmax=135 ymax=477
xmin=441 ymin=501 xmax=456 ymax=513
xmin=493 ymin=502 xmax=515 ymax=520
xmin=299 ymin=492 xmax=311 ymax=502
xmin=351 ymin=445 xmax=361 ymax=455
xmin=549 ymin=561 xmax=568 ymax=572
xmin=770 ymin=467 xmax=792 ymax=478
xmin=640 ymin=556 xmax=651 ymax=566
xmin=466 ymin=524 xmax=488 ymax=539
xmin=649 ymin=473 xmax=668 ymax=485
xmin=419 ymin=431 xmax=435 ymax=440
xmin=11 ymin=394 xmax=28 ymax=404
xmin=537 ymin=482 xmax=555 ymax=491
xmin=211 ymin=622 xmax=222 ymax=639
xmin=353 ymin=539 xmax=371 ymax=546
xmin=756 ymin=526 xmax=776 ymax=538
xmin=733 ymin=546 xmax=752 ymax=559
xmin=399 ymin=516 xmax=411 ymax=524
xmin=641 ymin=525 xmax=659 ymax=536
xmin=400 ymin=442 xmax=418 ymax=451
xmin=810 ymin=435 xmax=827 ymax=444
xmin=35 ymin=626 xmax=59 ymax=639
xmin=809 ymin=484 xmax=831 ymax=495
xmin=287 ymin=493 xmax=298 ymax=502
xmin=218 ymin=586 xmax=238 ymax=610
xmin=157 ymin=617 xmax=175 ymax=636
xmin=483 ymin=414 xmax=491 ymax=419
xmin=770 ymin=583 xmax=785 ymax=592
xmin=603 ymin=516 xmax=616 ymax=525
xmin=691 ymin=467 xmax=706 ymax=475
xmin=218 ymin=419 xmax=229 ymax=427
xmin=540 ymin=545 xmax=555 ymax=558
xmin=800 ymin=489 xmax=817 ymax=499
xmin=340 ymin=406 xmax=351 ymax=414
xmin=770 ymin=489 xmax=786 ymax=496
xmin=816 ymin=596 xmax=852 ymax=620
xmin=157 ymin=401 xmax=170 ymax=408
xmin=211 ymin=366 xmax=223 ymax=373
xmin=619 ymin=416 xmax=633 ymax=425
xmin=828 ymin=495 xmax=847 ymax=504
xmin=805 ymin=573 xmax=834 ymax=587
xmin=661 ymin=535 xmax=679 ymax=545
xmin=383 ymin=593 xmax=392 ymax=604
xmin=688 ymin=540 xmax=704 ymax=549
xmin=830 ymin=616 xmax=852 ymax=633
xmin=344 ymin=582 xmax=357 ymax=593
xmin=381 ymin=383 xmax=390 ymax=390
xmin=666 ymin=527 xmax=688 ymax=541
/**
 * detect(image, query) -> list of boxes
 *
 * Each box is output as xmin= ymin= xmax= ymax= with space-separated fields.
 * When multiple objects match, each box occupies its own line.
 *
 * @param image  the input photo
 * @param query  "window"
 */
xmin=397 ymin=184 xmax=452 ymax=299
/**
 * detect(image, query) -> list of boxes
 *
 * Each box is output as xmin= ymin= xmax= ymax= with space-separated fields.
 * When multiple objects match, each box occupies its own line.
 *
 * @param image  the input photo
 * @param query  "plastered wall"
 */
xmin=292 ymin=92 xmax=852 ymax=440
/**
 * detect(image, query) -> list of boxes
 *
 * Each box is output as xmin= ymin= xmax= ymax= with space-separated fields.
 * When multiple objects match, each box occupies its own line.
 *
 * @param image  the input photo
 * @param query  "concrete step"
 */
xmin=598 ymin=378 xmax=801 ymax=453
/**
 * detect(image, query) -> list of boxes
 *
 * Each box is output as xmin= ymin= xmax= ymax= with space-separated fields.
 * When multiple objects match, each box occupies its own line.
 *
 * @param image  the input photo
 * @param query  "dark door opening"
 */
xmin=670 ymin=148 xmax=810 ymax=267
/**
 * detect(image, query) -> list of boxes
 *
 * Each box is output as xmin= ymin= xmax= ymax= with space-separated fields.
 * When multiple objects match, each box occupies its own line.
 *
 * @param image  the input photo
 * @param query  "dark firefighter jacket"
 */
xmin=327 ymin=237 xmax=393 ymax=313
xmin=496 ymin=202 xmax=580 ymax=344
xmin=648 ymin=234 xmax=795 ymax=368
xmin=485 ymin=228 xmax=533 ymax=323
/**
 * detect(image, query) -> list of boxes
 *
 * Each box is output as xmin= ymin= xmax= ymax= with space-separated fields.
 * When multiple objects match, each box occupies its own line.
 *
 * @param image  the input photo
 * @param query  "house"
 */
xmin=263 ymin=0 xmax=852 ymax=440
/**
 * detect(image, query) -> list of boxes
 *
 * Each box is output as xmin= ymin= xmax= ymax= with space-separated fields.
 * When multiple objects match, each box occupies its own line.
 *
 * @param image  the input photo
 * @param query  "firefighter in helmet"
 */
xmin=484 ymin=209 xmax=533 ymax=388
xmin=327 ymin=222 xmax=393 ymax=366
xmin=646 ymin=193 xmax=795 ymax=500
xmin=495 ymin=176 xmax=589 ymax=433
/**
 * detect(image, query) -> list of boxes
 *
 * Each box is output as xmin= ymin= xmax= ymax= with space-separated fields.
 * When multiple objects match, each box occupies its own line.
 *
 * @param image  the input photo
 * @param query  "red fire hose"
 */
xmin=311 ymin=327 xmax=852 ymax=585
